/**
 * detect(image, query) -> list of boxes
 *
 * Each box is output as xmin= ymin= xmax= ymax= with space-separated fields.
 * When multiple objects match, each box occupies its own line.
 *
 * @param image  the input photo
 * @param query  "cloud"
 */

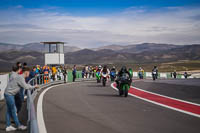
xmin=14 ymin=5 xmax=23 ymax=9
xmin=0 ymin=6 xmax=200 ymax=47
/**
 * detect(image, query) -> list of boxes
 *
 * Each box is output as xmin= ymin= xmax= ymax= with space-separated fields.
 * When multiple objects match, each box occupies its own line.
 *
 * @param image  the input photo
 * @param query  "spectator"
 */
xmin=89 ymin=66 xmax=92 ymax=78
xmin=43 ymin=65 xmax=50 ymax=83
xmin=72 ymin=65 xmax=77 ymax=82
xmin=152 ymin=66 xmax=158 ymax=80
xmin=15 ymin=62 xmax=25 ymax=114
xmin=4 ymin=66 xmax=38 ymax=131
xmin=138 ymin=67 xmax=144 ymax=79
xmin=184 ymin=72 xmax=188 ymax=79
xmin=173 ymin=70 xmax=177 ymax=79
xmin=23 ymin=62 xmax=27 ymax=68
xmin=52 ymin=66 xmax=57 ymax=81
xmin=57 ymin=67 xmax=62 ymax=80
xmin=85 ymin=65 xmax=89 ymax=78
xmin=63 ymin=66 xmax=68 ymax=83
xmin=26 ymin=66 xmax=37 ymax=84
xmin=82 ymin=67 xmax=85 ymax=78
xmin=170 ymin=72 xmax=173 ymax=78
xmin=16 ymin=62 xmax=23 ymax=74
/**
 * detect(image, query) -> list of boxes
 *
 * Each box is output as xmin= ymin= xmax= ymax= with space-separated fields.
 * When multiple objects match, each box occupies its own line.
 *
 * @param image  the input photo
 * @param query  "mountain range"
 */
xmin=0 ymin=42 xmax=81 ymax=53
xmin=0 ymin=42 xmax=200 ymax=72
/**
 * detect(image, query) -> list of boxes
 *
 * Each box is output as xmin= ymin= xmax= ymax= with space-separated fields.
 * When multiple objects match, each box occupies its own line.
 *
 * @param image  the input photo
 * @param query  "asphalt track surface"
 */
xmin=42 ymin=80 xmax=200 ymax=133
xmin=133 ymin=79 xmax=200 ymax=104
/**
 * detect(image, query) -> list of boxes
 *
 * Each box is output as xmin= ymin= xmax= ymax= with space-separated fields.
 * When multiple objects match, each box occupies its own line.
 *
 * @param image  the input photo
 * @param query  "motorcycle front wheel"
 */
xmin=102 ymin=78 xmax=106 ymax=86
xmin=124 ymin=85 xmax=129 ymax=97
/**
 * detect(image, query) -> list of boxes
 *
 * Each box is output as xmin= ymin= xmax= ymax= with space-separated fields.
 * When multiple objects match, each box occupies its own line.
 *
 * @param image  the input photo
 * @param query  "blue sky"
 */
xmin=1 ymin=0 xmax=200 ymax=8
xmin=1 ymin=0 xmax=200 ymax=15
xmin=0 ymin=0 xmax=200 ymax=47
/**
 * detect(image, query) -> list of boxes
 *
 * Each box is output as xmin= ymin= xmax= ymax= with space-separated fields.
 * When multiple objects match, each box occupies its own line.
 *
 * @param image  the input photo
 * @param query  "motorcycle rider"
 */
xmin=95 ymin=65 xmax=102 ymax=83
xmin=100 ymin=65 xmax=110 ymax=76
xmin=111 ymin=66 xmax=116 ymax=73
xmin=99 ymin=65 xmax=110 ymax=86
xmin=116 ymin=66 xmax=132 ymax=88
xmin=110 ymin=66 xmax=117 ymax=81
xmin=152 ymin=66 xmax=158 ymax=80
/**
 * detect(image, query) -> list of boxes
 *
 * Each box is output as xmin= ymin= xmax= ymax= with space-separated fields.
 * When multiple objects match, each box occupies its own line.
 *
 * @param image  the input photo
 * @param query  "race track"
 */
xmin=39 ymin=79 xmax=200 ymax=133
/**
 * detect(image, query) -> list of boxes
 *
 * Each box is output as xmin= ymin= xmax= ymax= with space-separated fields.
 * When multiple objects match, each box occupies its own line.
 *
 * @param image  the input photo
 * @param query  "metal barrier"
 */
xmin=26 ymin=71 xmax=83 ymax=133
xmin=27 ymin=73 xmax=60 ymax=133
xmin=27 ymin=74 xmax=45 ymax=133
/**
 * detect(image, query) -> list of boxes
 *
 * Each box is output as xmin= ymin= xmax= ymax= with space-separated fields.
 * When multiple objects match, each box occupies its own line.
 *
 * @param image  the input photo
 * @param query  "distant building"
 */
xmin=41 ymin=42 xmax=65 ymax=65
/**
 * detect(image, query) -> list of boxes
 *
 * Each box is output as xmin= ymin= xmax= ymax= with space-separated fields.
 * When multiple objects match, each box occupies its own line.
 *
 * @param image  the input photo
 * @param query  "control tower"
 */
xmin=41 ymin=42 xmax=65 ymax=65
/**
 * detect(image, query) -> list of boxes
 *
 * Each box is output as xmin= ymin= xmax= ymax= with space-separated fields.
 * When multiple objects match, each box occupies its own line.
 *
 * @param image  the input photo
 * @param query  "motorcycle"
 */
xmin=96 ymin=71 xmax=101 ymax=83
xmin=117 ymin=73 xmax=131 ymax=97
xmin=152 ymin=71 xmax=157 ymax=81
xmin=101 ymin=72 xmax=109 ymax=87
xmin=110 ymin=71 xmax=116 ymax=82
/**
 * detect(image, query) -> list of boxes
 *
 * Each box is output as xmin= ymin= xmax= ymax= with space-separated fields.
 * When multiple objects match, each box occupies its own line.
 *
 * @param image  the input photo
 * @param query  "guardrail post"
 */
xmin=42 ymin=75 xmax=44 ymax=84
xmin=38 ymin=75 xmax=41 ymax=85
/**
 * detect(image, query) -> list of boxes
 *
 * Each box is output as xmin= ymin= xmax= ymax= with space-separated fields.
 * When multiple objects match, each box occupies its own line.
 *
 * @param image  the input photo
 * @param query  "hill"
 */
xmin=0 ymin=43 xmax=200 ymax=72
xmin=0 ymin=42 xmax=81 ymax=53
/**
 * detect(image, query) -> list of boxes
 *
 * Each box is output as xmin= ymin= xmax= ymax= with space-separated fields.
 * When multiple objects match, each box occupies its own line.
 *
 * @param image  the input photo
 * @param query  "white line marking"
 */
xmin=111 ymin=83 xmax=200 ymax=118
xmin=37 ymin=83 xmax=72 ymax=133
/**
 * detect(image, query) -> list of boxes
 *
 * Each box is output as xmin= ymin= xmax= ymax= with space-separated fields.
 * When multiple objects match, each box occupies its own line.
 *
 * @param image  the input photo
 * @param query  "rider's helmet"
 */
xmin=102 ymin=65 xmax=108 ymax=73
xmin=121 ymin=66 xmax=127 ymax=73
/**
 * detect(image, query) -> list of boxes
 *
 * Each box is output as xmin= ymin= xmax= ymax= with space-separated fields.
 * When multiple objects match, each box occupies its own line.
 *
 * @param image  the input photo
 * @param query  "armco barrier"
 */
xmin=27 ymin=73 xmax=71 ymax=133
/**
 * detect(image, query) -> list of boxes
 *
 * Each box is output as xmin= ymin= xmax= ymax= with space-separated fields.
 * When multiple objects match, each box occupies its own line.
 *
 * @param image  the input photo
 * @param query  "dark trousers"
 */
xmin=73 ymin=74 xmax=76 ymax=82
xmin=14 ymin=88 xmax=24 ymax=114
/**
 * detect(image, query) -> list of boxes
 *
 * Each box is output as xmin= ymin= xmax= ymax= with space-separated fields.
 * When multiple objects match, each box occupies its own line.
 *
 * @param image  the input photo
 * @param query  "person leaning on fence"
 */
xmin=4 ymin=66 xmax=39 ymax=132
xmin=15 ymin=62 xmax=24 ymax=115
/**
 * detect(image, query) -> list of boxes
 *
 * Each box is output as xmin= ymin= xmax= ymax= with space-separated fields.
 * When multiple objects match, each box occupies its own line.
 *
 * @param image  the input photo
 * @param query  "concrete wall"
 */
xmin=45 ymin=53 xmax=64 ymax=65
xmin=0 ymin=74 xmax=9 ymax=100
